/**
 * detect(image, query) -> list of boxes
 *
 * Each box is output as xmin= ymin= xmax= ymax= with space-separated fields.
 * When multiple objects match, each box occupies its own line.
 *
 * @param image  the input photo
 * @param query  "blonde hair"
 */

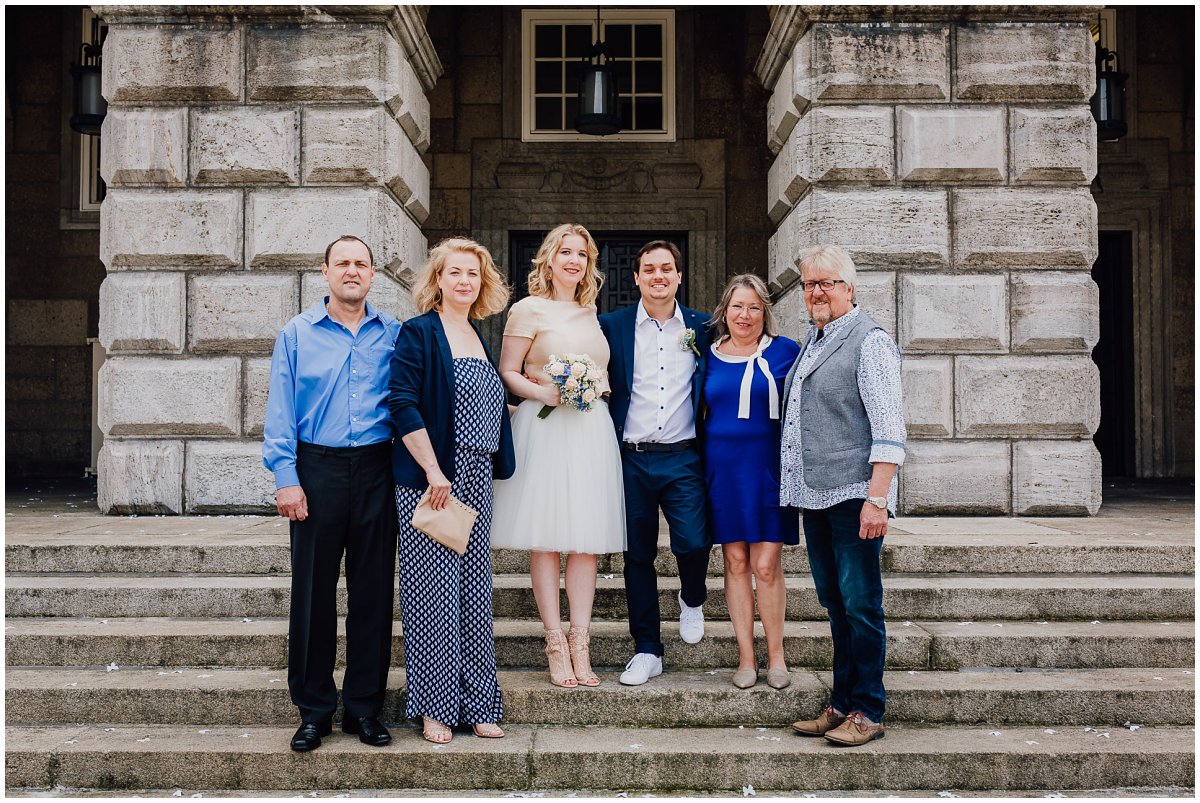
xmin=412 ymin=237 xmax=511 ymax=320
xmin=709 ymin=273 xmax=779 ymax=341
xmin=795 ymin=244 xmax=857 ymax=294
xmin=527 ymin=223 xmax=603 ymax=308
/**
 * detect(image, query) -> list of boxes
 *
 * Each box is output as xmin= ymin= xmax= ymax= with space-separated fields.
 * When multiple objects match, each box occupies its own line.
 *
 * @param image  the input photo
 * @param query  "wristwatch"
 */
xmin=866 ymin=496 xmax=888 ymax=510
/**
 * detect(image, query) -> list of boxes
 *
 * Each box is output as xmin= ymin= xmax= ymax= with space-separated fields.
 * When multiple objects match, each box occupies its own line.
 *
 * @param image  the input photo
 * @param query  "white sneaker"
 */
xmin=678 ymin=591 xmax=705 ymax=644
xmin=619 ymin=652 xmax=663 ymax=686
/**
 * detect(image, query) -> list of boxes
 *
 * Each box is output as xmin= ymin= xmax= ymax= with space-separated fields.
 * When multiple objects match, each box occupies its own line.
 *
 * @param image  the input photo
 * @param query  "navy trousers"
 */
xmin=289 ymin=441 xmax=397 ymax=724
xmin=621 ymin=446 xmax=712 ymax=657
xmin=802 ymin=497 xmax=887 ymax=723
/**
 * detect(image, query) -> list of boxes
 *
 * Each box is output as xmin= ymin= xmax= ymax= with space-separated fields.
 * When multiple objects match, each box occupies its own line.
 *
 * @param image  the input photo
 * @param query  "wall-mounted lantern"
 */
xmin=69 ymin=31 xmax=107 ymax=136
xmin=1092 ymin=43 xmax=1128 ymax=142
xmin=574 ymin=8 xmax=621 ymax=136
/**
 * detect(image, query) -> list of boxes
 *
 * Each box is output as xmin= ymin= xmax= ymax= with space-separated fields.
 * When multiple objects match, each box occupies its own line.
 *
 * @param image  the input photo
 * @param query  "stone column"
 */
xmin=757 ymin=7 xmax=1101 ymax=514
xmin=94 ymin=6 xmax=440 ymax=513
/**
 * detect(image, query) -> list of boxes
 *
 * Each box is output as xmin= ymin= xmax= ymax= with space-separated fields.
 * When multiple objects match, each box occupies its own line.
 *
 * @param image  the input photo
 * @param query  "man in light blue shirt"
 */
xmin=263 ymin=235 xmax=402 ymax=752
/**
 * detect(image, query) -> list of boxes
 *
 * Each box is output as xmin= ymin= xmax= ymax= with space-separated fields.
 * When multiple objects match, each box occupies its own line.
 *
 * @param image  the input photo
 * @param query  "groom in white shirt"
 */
xmin=599 ymin=240 xmax=713 ymax=685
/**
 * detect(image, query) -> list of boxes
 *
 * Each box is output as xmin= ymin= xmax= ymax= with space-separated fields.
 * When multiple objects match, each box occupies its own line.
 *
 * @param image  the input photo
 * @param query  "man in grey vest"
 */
xmin=780 ymin=244 xmax=905 ymax=746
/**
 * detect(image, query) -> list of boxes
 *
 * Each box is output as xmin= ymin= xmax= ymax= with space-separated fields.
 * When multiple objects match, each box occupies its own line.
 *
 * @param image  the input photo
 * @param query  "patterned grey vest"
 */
xmin=782 ymin=311 xmax=884 ymax=490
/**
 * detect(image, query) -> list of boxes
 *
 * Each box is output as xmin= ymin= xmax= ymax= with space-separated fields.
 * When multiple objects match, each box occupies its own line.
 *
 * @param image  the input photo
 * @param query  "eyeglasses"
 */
xmin=728 ymin=303 xmax=764 ymax=316
xmin=801 ymin=279 xmax=848 ymax=293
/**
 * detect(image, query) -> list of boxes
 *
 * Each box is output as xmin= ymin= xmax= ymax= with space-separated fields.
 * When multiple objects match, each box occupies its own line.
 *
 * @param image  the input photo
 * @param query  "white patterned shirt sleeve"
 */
xmin=857 ymin=329 xmax=906 ymax=466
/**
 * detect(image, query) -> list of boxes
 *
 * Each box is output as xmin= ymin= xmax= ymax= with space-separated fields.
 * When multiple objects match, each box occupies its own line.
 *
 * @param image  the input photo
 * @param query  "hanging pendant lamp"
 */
xmin=69 ymin=38 xmax=107 ymax=136
xmin=1091 ymin=42 xmax=1128 ymax=142
xmin=574 ymin=7 xmax=621 ymax=136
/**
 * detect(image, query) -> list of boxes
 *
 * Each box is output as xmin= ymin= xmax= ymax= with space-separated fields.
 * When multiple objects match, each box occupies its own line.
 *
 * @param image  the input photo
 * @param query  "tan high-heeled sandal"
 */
xmin=422 ymin=717 xmax=452 ymax=744
xmin=544 ymin=628 xmax=578 ymax=687
xmin=567 ymin=626 xmax=601 ymax=687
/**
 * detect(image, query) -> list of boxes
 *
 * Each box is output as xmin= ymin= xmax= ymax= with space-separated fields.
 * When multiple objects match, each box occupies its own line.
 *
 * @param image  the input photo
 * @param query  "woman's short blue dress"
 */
xmin=702 ymin=335 xmax=802 ymax=545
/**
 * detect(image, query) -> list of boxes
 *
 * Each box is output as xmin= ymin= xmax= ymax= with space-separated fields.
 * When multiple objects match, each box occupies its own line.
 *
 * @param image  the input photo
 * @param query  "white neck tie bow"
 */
xmin=737 ymin=335 xmax=777 ymax=420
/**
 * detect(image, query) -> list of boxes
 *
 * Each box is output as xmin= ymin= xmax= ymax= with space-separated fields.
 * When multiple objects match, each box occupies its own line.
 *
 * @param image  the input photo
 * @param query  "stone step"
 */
xmin=6 ymin=573 xmax=1194 ymax=621
xmin=9 ymin=789 xmax=1196 ymax=799
xmin=5 ymin=723 xmax=1194 ymax=792
xmin=5 ymin=666 xmax=1192 ymax=728
xmin=7 ymin=787 xmax=1190 ymax=796
xmin=5 ymin=618 xmax=1192 ymax=671
xmin=6 ymin=524 xmax=1193 ymax=576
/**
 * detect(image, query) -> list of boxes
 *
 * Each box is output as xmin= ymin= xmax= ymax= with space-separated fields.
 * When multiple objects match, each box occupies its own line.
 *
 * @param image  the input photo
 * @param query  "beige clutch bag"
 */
xmin=411 ymin=487 xmax=478 ymax=555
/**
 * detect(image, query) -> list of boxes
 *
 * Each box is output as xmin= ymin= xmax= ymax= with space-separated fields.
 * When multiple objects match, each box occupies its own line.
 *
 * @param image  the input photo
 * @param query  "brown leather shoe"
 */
xmin=823 ymin=711 xmax=885 ymax=746
xmin=791 ymin=705 xmax=845 ymax=736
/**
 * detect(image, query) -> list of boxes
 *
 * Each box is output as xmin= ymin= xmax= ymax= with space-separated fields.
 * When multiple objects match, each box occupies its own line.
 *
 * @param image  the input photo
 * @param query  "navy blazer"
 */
xmin=388 ymin=310 xmax=516 ymax=490
xmin=598 ymin=302 xmax=711 ymax=443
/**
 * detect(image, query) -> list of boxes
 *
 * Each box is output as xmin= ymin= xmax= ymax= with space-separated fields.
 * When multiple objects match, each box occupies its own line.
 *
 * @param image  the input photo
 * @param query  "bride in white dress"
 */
xmin=491 ymin=223 xmax=626 ymax=689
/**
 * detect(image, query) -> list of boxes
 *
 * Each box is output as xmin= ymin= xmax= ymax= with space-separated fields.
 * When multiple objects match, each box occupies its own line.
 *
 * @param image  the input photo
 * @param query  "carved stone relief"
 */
xmin=471 ymin=138 xmax=727 ymax=344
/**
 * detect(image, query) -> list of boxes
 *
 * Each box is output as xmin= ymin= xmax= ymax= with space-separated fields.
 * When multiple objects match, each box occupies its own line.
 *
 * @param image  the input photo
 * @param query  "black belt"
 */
xmin=297 ymin=440 xmax=391 ymax=458
xmin=622 ymin=439 xmax=695 ymax=453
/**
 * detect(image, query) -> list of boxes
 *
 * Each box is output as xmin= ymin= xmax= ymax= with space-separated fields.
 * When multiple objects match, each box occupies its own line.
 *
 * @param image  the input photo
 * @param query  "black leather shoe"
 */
xmin=342 ymin=715 xmax=392 ymax=746
xmin=291 ymin=719 xmax=332 ymax=752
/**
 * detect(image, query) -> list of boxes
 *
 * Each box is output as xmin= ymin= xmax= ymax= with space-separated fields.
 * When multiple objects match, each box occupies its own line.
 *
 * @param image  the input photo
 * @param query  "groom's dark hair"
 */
xmin=635 ymin=240 xmax=683 ymax=271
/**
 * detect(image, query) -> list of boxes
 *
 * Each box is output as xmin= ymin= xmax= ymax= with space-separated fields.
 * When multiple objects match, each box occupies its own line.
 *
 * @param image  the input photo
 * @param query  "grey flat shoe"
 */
xmin=732 ymin=668 xmax=758 ymax=689
xmin=766 ymin=668 xmax=792 ymax=689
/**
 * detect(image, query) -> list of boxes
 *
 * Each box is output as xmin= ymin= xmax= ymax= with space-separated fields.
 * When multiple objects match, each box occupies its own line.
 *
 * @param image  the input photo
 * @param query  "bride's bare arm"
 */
xmin=499 ymin=335 xmax=559 ymax=407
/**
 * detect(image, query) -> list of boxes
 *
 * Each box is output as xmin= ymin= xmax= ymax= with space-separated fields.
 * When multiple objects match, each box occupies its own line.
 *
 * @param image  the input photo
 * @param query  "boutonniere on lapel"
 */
xmin=678 ymin=328 xmax=700 ymax=358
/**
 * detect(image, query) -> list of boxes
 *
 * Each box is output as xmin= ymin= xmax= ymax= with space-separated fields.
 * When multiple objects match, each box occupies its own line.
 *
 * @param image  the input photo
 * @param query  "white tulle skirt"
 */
xmin=491 ymin=399 xmax=627 ymax=554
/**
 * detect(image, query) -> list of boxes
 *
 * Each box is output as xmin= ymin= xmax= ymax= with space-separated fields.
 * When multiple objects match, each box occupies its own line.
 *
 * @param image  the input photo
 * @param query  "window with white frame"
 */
xmin=81 ymin=129 xmax=104 ymax=212
xmin=61 ymin=8 xmax=106 ymax=229
xmin=521 ymin=8 xmax=675 ymax=142
xmin=79 ymin=10 xmax=106 ymax=213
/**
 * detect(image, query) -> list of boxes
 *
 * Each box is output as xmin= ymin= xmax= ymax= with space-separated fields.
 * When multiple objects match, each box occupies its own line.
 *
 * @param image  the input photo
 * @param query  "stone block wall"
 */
xmin=420 ymin=6 xmax=501 ymax=250
xmin=94 ymin=7 xmax=438 ymax=513
xmin=758 ymin=9 xmax=1102 ymax=514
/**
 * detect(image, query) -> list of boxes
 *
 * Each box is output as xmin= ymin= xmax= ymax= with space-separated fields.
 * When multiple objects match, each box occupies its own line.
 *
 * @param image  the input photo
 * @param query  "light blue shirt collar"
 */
xmin=304 ymin=296 xmax=382 ymax=326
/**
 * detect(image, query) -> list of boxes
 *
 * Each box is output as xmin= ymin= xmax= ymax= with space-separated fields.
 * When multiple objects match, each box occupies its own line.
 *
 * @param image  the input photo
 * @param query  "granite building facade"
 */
xmin=4 ymin=5 xmax=1193 ymax=514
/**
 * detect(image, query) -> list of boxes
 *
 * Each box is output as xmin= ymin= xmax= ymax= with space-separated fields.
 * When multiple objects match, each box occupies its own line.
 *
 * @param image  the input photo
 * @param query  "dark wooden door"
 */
xmin=508 ymin=231 xmax=688 ymax=314
xmin=1091 ymin=230 xmax=1136 ymax=478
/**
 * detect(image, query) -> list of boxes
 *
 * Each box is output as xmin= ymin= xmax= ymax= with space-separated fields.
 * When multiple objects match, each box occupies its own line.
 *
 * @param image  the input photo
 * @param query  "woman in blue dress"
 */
xmin=702 ymin=274 xmax=801 ymax=690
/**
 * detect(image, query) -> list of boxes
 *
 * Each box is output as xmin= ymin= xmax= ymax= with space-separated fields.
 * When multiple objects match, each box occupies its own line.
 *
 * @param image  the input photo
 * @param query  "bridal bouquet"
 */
xmin=538 ymin=353 xmax=601 ymax=419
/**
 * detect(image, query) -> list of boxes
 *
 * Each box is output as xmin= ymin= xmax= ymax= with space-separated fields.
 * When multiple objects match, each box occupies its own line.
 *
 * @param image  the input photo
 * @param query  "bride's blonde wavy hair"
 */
xmin=527 ymin=223 xmax=603 ymax=308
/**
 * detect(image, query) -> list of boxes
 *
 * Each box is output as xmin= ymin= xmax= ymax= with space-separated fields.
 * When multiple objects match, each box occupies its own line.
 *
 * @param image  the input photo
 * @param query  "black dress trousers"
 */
xmin=289 ymin=441 xmax=397 ymax=723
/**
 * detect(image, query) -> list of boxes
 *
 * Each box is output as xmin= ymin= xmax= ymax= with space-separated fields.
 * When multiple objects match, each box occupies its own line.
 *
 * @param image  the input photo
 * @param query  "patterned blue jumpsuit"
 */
xmin=395 ymin=357 xmax=505 ymax=725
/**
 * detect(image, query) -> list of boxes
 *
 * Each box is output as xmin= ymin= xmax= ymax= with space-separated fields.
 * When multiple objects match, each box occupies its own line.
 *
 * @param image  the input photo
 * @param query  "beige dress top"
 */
xmin=504 ymin=295 xmax=612 ymax=395
xmin=492 ymin=294 xmax=626 ymax=554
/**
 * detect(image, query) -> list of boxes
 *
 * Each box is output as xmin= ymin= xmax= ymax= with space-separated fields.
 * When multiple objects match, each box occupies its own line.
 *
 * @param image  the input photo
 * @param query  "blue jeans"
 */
xmin=802 ymin=498 xmax=886 ymax=723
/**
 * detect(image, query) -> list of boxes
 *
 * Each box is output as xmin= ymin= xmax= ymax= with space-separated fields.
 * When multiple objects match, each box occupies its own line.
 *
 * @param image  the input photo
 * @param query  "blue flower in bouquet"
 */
xmin=539 ymin=353 xmax=601 ymax=419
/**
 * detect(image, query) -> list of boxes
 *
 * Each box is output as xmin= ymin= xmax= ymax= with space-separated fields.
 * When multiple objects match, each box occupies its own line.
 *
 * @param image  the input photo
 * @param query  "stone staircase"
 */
xmin=5 ymin=512 xmax=1196 ymax=795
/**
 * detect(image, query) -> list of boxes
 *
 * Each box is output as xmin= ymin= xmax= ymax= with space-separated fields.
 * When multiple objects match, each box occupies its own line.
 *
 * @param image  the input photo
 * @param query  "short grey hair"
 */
xmin=796 ymin=244 xmax=857 ymax=294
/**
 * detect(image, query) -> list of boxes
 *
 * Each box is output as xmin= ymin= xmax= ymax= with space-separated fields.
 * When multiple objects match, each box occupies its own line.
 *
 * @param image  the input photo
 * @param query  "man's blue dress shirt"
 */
xmin=262 ymin=297 xmax=402 ymax=490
